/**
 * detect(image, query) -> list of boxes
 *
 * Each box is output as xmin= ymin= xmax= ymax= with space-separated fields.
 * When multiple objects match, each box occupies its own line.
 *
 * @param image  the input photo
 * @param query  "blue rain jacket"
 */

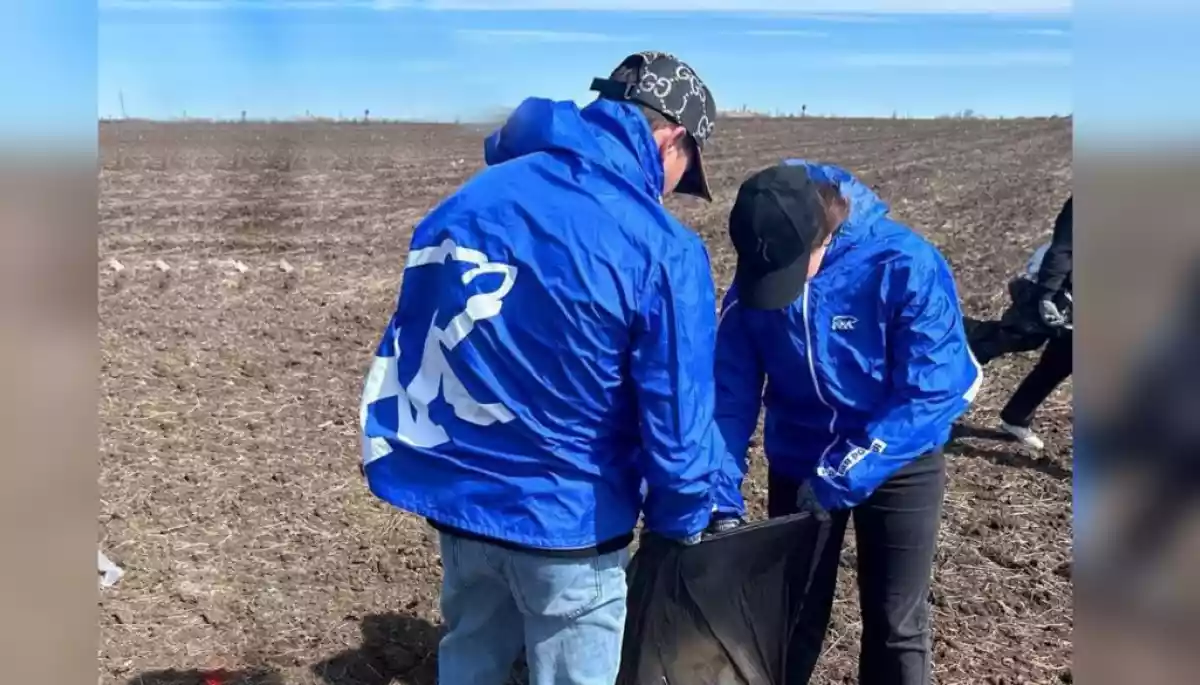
xmin=359 ymin=97 xmax=722 ymax=549
xmin=713 ymin=160 xmax=982 ymax=514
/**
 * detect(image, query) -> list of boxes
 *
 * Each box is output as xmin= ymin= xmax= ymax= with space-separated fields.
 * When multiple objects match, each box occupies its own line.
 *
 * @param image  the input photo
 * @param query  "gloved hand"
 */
xmin=797 ymin=479 xmax=832 ymax=522
xmin=704 ymin=514 xmax=745 ymax=539
xmin=1038 ymin=296 xmax=1068 ymax=329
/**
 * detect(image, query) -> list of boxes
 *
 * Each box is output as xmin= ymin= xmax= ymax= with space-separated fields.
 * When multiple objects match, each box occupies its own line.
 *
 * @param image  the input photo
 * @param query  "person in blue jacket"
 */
xmin=712 ymin=162 xmax=982 ymax=685
xmin=359 ymin=52 xmax=724 ymax=685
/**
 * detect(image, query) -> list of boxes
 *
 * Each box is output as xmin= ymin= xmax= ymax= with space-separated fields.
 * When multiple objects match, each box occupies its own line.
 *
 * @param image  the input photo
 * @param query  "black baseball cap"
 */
xmin=589 ymin=51 xmax=717 ymax=201
xmin=729 ymin=164 xmax=829 ymax=310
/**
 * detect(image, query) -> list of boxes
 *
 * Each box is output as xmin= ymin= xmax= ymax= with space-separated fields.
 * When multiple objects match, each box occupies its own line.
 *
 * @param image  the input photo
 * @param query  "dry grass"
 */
xmin=99 ymin=116 xmax=1073 ymax=685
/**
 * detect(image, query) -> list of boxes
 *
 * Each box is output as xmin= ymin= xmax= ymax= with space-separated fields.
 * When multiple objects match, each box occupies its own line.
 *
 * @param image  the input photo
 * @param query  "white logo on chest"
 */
xmin=831 ymin=315 xmax=857 ymax=332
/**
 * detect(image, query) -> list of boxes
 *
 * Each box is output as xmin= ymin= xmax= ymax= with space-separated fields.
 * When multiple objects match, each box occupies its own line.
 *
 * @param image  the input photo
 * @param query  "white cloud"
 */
xmin=454 ymin=28 xmax=636 ymax=43
xmin=101 ymin=0 xmax=1073 ymax=13
xmin=829 ymin=50 xmax=1071 ymax=67
xmin=740 ymin=13 xmax=898 ymax=22
xmin=1019 ymin=28 xmax=1070 ymax=36
xmin=742 ymin=29 xmax=831 ymax=37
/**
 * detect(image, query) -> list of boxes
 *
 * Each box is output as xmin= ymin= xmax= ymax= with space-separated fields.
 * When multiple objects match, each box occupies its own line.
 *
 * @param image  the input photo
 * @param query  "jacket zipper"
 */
xmin=802 ymin=282 xmax=841 ymax=464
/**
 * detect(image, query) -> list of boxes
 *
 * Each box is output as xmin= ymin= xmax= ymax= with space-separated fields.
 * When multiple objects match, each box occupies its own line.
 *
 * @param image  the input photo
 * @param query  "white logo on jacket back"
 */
xmin=360 ymin=239 xmax=519 ymax=461
xmin=831 ymin=315 xmax=857 ymax=332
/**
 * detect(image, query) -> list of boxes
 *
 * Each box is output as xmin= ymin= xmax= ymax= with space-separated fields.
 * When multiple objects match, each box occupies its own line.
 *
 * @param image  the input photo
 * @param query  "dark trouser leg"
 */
xmin=1000 ymin=332 xmax=1074 ymax=428
xmin=769 ymin=469 xmax=851 ymax=685
xmin=854 ymin=451 xmax=947 ymax=685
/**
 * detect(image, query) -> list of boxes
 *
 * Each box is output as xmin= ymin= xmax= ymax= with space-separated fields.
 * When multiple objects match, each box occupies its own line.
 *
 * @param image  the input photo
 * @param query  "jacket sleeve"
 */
xmin=630 ymin=240 xmax=721 ymax=540
xmin=1035 ymin=196 xmax=1073 ymax=296
xmin=712 ymin=289 xmax=765 ymax=517
xmin=812 ymin=249 xmax=982 ymax=510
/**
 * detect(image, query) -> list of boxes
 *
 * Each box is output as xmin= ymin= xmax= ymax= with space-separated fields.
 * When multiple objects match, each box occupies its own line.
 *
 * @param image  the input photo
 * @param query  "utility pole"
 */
xmin=119 ymin=91 xmax=127 ymax=120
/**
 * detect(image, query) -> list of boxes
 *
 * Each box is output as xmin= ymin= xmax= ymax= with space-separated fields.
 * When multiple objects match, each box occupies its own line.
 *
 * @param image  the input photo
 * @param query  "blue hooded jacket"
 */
xmin=359 ymin=97 xmax=722 ymax=549
xmin=713 ymin=160 xmax=982 ymax=514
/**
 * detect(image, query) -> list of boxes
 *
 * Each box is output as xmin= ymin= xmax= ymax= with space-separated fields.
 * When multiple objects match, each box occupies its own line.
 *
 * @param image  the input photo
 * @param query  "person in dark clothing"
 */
xmin=1032 ymin=194 xmax=1073 ymax=326
xmin=1037 ymin=196 xmax=1073 ymax=290
xmin=967 ymin=195 xmax=1073 ymax=449
xmin=997 ymin=331 xmax=1072 ymax=449
xmin=969 ymin=196 xmax=1072 ymax=362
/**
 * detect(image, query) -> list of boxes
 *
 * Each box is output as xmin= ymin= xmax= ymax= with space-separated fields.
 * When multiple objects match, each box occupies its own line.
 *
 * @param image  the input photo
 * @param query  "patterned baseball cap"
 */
xmin=590 ymin=51 xmax=717 ymax=201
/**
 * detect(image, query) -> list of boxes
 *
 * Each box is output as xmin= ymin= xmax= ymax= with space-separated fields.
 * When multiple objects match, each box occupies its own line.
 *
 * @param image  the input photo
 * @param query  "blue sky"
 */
xmin=96 ymin=1 xmax=1074 ymax=121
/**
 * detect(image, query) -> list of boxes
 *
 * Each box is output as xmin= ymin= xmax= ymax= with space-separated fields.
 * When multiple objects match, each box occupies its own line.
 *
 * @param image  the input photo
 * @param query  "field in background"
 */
xmin=99 ymin=117 xmax=1074 ymax=685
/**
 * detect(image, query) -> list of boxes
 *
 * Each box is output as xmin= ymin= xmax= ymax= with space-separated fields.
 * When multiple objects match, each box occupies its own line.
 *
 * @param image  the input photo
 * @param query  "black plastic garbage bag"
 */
xmin=967 ymin=277 xmax=1057 ymax=364
xmin=617 ymin=512 xmax=832 ymax=685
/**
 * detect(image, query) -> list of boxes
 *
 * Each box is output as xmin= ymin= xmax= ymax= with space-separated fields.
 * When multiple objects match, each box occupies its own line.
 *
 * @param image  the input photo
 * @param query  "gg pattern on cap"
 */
xmin=607 ymin=51 xmax=716 ymax=149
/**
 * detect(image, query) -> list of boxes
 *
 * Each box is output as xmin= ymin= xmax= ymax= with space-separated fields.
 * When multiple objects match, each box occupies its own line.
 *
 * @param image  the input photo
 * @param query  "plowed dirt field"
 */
xmin=100 ymin=116 xmax=1073 ymax=685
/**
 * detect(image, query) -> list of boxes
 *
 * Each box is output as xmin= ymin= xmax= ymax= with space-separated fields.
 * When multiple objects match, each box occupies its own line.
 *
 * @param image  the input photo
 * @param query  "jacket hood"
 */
xmin=781 ymin=159 xmax=890 ymax=248
xmin=484 ymin=97 xmax=665 ymax=199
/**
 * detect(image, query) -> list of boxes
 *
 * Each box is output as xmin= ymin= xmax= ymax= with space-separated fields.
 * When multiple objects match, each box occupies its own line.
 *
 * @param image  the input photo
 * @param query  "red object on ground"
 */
xmin=201 ymin=671 xmax=225 ymax=685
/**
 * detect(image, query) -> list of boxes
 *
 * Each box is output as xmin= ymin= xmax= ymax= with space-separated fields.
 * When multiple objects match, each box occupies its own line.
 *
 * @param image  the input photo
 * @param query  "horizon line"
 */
xmin=98 ymin=112 xmax=1075 ymax=123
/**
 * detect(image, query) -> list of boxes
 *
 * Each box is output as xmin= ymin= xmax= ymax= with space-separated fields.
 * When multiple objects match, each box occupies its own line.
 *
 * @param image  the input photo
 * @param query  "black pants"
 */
xmin=999 ymin=331 xmax=1073 ymax=428
xmin=771 ymin=452 xmax=946 ymax=685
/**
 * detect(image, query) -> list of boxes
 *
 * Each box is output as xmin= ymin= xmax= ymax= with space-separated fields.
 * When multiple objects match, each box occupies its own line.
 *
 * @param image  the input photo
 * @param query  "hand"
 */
xmin=1038 ymin=296 xmax=1068 ymax=329
xmin=704 ymin=515 xmax=745 ymax=539
xmin=796 ymin=480 xmax=832 ymax=522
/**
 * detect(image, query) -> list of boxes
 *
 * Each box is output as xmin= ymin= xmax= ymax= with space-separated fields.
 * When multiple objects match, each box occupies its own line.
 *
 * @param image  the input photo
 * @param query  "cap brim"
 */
xmin=674 ymin=150 xmax=713 ymax=202
xmin=734 ymin=251 xmax=810 ymax=310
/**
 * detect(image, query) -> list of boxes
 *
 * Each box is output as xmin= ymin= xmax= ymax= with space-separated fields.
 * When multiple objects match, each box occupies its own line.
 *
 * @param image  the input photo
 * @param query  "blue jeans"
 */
xmin=437 ymin=532 xmax=630 ymax=685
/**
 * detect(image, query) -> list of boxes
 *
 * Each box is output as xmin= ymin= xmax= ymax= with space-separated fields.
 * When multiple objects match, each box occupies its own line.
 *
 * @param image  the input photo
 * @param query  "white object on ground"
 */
xmin=1000 ymin=422 xmax=1045 ymax=450
xmin=216 ymin=259 xmax=249 ymax=274
xmin=98 ymin=550 xmax=125 ymax=588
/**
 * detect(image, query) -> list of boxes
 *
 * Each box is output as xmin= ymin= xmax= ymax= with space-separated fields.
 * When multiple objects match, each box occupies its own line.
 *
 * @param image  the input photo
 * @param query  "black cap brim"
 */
xmin=734 ymin=249 xmax=810 ymax=310
xmin=675 ymin=150 xmax=712 ymax=202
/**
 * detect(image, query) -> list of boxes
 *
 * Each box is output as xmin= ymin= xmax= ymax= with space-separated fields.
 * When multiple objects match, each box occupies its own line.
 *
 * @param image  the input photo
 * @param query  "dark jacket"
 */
xmin=1035 ymin=195 xmax=1073 ymax=298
